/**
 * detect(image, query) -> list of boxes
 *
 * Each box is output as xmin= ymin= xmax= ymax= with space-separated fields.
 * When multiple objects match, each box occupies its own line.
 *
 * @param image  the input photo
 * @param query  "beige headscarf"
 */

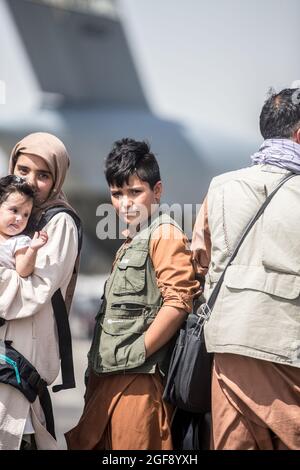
xmin=9 ymin=132 xmax=80 ymax=312
xmin=9 ymin=132 xmax=76 ymax=221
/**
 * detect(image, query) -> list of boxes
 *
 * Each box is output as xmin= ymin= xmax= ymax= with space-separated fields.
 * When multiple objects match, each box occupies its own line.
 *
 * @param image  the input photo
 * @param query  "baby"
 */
xmin=0 ymin=175 xmax=48 ymax=277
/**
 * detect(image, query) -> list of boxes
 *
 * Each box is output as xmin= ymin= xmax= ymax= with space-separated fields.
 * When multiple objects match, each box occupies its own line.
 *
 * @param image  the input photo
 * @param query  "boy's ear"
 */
xmin=153 ymin=181 xmax=162 ymax=202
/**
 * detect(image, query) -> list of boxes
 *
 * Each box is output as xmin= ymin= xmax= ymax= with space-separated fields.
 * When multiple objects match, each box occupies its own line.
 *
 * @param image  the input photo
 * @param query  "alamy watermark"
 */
xmin=95 ymin=203 xmax=202 ymax=241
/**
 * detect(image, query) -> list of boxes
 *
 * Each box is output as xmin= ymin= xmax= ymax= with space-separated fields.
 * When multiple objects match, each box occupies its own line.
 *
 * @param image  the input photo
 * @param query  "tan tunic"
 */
xmin=212 ymin=353 xmax=300 ymax=450
xmin=192 ymin=196 xmax=300 ymax=450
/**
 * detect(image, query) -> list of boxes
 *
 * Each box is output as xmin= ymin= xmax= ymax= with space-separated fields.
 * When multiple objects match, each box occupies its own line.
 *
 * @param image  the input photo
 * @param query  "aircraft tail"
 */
xmin=7 ymin=0 xmax=148 ymax=108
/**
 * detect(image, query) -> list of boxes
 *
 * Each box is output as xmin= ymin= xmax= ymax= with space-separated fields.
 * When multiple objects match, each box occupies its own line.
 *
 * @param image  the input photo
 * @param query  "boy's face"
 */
xmin=110 ymin=174 xmax=162 ymax=226
xmin=0 ymin=192 xmax=33 ymax=238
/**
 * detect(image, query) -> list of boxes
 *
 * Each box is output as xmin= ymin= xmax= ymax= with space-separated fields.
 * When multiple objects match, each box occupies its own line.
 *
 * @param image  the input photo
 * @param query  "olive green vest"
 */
xmin=89 ymin=213 xmax=182 ymax=375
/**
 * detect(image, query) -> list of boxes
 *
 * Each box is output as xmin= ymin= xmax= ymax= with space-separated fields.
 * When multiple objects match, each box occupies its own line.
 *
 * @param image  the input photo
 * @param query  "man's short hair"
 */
xmin=105 ymin=138 xmax=161 ymax=189
xmin=260 ymin=88 xmax=300 ymax=139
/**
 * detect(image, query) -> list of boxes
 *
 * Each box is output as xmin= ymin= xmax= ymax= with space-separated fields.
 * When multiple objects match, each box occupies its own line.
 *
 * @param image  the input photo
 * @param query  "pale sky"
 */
xmin=1 ymin=0 xmax=300 ymax=141
xmin=119 ymin=0 xmax=300 ymax=139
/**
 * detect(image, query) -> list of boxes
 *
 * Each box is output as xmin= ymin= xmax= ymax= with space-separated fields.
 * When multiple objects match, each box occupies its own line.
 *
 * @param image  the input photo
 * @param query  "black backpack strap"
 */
xmin=51 ymin=289 xmax=75 ymax=392
xmin=37 ymin=206 xmax=82 ymax=393
xmin=37 ymin=206 xmax=82 ymax=253
xmin=27 ymin=370 xmax=56 ymax=439
xmin=39 ymin=387 xmax=56 ymax=439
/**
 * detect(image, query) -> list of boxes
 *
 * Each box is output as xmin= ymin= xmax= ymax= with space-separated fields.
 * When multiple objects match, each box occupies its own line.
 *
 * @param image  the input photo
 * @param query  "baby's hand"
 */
xmin=30 ymin=231 xmax=48 ymax=250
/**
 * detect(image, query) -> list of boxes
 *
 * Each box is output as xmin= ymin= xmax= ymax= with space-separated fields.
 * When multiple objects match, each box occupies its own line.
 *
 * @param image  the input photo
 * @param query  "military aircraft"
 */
xmin=0 ymin=0 xmax=298 ymax=272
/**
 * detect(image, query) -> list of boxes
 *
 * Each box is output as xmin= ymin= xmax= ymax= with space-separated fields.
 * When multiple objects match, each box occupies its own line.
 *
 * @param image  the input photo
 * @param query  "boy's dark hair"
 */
xmin=260 ymin=88 xmax=300 ymax=139
xmin=105 ymin=138 xmax=161 ymax=189
xmin=0 ymin=175 xmax=35 ymax=205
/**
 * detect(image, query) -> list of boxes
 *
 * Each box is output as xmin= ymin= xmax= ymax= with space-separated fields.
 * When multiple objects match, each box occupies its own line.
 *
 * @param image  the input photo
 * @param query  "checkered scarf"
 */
xmin=251 ymin=138 xmax=300 ymax=174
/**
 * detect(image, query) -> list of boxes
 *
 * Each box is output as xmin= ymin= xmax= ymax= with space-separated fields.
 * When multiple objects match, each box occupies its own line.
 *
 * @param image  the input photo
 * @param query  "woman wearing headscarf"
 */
xmin=0 ymin=132 xmax=81 ymax=450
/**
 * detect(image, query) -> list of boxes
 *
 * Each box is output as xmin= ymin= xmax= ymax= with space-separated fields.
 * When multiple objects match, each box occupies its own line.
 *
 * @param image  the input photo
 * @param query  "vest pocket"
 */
xmin=210 ymin=264 xmax=300 ymax=357
xmin=111 ymin=302 xmax=146 ymax=315
xmin=102 ymin=302 xmax=154 ymax=335
xmin=224 ymin=265 xmax=300 ymax=299
xmin=261 ymin=182 xmax=300 ymax=275
xmin=102 ymin=316 xmax=146 ymax=336
xmin=99 ymin=303 xmax=149 ymax=370
xmin=113 ymin=249 xmax=148 ymax=295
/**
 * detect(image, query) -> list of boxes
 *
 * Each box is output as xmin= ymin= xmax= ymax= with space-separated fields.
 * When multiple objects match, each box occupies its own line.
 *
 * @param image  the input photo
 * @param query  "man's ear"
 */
xmin=295 ymin=127 xmax=300 ymax=144
xmin=153 ymin=181 xmax=162 ymax=202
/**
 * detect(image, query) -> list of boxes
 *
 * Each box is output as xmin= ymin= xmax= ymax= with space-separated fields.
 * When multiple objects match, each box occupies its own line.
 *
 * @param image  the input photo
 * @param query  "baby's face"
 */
xmin=0 ymin=192 xmax=33 ymax=237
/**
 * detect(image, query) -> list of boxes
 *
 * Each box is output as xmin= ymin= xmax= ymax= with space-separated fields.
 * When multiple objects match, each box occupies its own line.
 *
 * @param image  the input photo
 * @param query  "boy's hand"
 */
xmin=30 ymin=230 xmax=48 ymax=250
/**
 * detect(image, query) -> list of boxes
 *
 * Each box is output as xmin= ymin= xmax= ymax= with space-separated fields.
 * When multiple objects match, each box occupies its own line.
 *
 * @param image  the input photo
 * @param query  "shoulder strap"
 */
xmin=203 ymin=172 xmax=296 ymax=314
xmin=37 ymin=206 xmax=82 ymax=393
xmin=51 ymin=289 xmax=75 ymax=392
xmin=37 ymin=206 xmax=83 ymax=253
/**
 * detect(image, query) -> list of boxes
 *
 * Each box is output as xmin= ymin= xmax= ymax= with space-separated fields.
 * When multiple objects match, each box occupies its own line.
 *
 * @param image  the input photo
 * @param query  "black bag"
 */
xmin=163 ymin=306 xmax=212 ymax=413
xmin=163 ymin=173 xmax=295 ymax=415
xmin=0 ymin=339 xmax=46 ymax=402
xmin=172 ymin=409 xmax=211 ymax=450
xmin=0 ymin=206 xmax=83 ymax=440
xmin=0 ymin=339 xmax=56 ymax=438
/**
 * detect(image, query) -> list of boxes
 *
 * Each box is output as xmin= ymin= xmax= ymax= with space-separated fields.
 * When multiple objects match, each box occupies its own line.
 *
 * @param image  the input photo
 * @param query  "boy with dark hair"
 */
xmin=66 ymin=138 xmax=199 ymax=450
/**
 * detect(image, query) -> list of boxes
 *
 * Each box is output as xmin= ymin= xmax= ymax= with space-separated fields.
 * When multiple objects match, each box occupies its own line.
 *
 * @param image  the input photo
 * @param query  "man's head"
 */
xmin=260 ymin=88 xmax=300 ymax=142
xmin=105 ymin=138 xmax=162 ymax=225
